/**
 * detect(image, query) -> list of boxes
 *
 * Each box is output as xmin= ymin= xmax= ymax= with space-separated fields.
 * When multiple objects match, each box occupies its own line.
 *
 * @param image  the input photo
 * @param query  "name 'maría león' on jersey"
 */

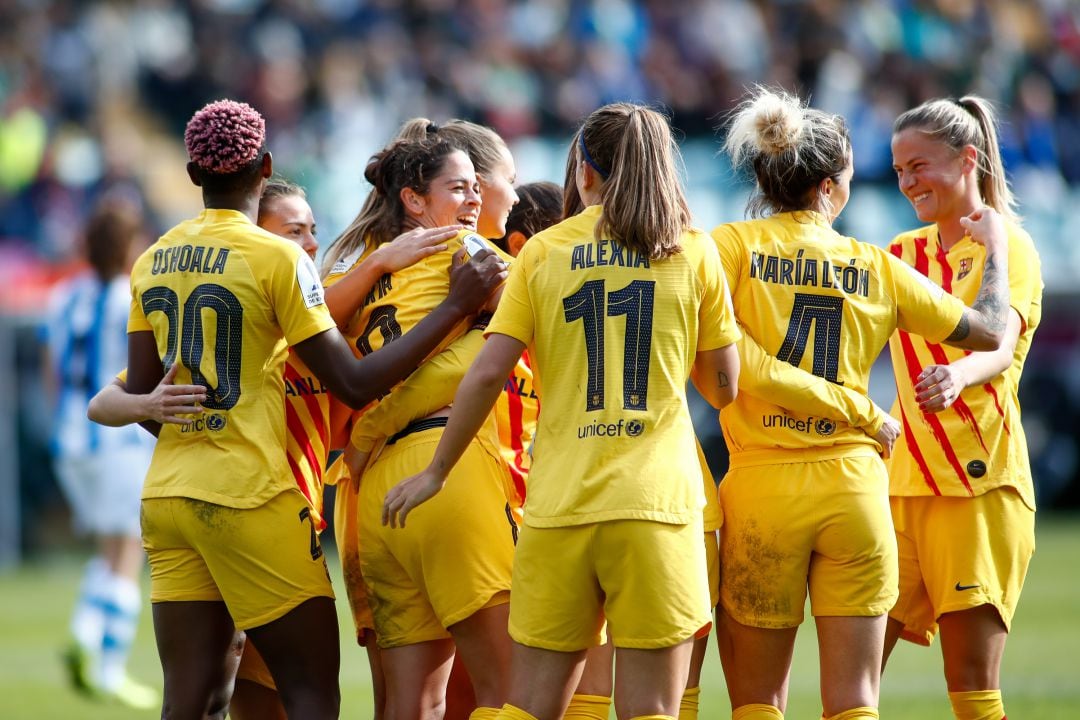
xmin=750 ymin=249 xmax=870 ymax=298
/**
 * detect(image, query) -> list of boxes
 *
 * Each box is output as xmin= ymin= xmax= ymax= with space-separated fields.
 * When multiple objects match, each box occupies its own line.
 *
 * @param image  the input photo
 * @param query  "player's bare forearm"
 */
xmin=945 ymin=209 xmax=1010 ymax=351
xmin=126 ymin=330 xmax=166 ymax=436
xmin=918 ymin=310 xmax=1020 ymax=413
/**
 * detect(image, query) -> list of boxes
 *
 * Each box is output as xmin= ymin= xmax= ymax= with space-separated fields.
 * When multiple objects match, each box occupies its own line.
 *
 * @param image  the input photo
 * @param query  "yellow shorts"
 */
xmin=333 ymin=473 xmax=376 ymax=646
xmin=236 ymin=639 xmax=275 ymax=690
xmin=509 ymin=518 xmax=710 ymax=652
xmin=358 ymin=422 xmax=514 ymax=648
xmin=718 ymin=454 xmax=898 ymax=629
xmin=142 ymin=489 xmax=334 ymax=630
xmin=889 ymin=486 xmax=1035 ymax=646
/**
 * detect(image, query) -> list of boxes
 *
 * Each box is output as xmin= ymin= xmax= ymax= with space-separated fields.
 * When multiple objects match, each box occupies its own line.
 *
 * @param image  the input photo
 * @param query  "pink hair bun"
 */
xmin=184 ymin=99 xmax=266 ymax=174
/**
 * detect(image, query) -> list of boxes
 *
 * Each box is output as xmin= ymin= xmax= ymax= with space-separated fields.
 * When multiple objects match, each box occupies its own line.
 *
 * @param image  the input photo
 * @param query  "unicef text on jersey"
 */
xmin=577 ymin=417 xmax=647 ymax=440
xmin=180 ymin=413 xmax=228 ymax=434
xmin=762 ymin=413 xmax=836 ymax=437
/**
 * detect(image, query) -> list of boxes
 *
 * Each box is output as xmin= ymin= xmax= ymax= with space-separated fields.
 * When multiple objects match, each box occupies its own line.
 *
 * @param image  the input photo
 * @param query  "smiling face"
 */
xmin=403 ymin=149 xmax=482 ymax=230
xmin=476 ymin=144 xmax=519 ymax=239
xmin=260 ymin=193 xmax=318 ymax=259
xmin=891 ymin=127 xmax=976 ymax=224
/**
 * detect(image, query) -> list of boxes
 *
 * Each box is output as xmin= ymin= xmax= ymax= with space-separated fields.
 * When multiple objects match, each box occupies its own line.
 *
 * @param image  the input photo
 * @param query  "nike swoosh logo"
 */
xmin=955 ymin=582 xmax=981 ymax=591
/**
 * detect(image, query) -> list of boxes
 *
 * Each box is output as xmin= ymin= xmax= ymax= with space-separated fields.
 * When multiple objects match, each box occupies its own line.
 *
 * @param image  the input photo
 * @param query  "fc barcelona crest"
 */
xmin=957 ymin=257 xmax=973 ymax=280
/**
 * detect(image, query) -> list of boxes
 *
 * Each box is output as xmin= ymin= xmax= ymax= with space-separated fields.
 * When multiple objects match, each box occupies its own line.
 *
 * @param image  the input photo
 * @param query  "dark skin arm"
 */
xmin=126 ymin=331 xmax=168 ymax=437
xmin=129 ymin=249 xmax=507 ymax=421
xmin=295 ymin=249 xmax=505 ymax=409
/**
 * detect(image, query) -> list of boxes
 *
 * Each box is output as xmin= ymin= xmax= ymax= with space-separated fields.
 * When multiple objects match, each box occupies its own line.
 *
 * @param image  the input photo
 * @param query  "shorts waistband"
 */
xmin=387 ymin=416 xmax=449 ymax=445
xmin=727 ymin=444 xmax=879 ymax=469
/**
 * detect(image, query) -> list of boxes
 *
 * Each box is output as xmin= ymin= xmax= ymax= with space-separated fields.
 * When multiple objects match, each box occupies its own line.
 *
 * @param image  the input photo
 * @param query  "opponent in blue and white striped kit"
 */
xmin=43 ymin=202 xmax=158 ymax=708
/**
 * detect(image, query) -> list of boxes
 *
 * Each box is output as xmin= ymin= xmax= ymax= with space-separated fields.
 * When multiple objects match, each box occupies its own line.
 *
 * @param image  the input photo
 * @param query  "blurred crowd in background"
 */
xmin=2 ymin=0 xmax=1079 ymax=557
xmin=4 ymin=0 xmax=1080 ymax=266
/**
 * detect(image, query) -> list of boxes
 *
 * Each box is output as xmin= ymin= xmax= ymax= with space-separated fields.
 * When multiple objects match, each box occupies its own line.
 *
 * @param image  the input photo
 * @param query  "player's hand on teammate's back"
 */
xmin=146 ymin=364 xmax=207 ymax=425
xmin=873 ymin=413 xmax=902 ymax=458
xmin=372 ymin=225 xmax=461 ymax=273
xmin=445 ymin=248 xmax=508 ymax=316
xmin=382 ymin=470 xmax=447 ymax=529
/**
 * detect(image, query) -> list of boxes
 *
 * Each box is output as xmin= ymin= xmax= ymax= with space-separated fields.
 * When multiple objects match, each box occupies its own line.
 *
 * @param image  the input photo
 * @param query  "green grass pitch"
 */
xmin=1 ymin=514 xmax=1077 ymax=718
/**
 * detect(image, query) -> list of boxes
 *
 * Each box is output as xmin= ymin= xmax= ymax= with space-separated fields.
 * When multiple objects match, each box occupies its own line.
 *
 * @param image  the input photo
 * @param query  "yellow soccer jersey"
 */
xmin=283 ymin=350 xmax=345 ymax=530
xmin=496 ymin=352 xmax=538 ymax=510
xmin=350 ymin=229 xmax=507 ymax=361
xmin=279 ymin=259 xmax=378 ymax=529
xmin=712 ymin=212 xmax=967 ymax=464
xmin=487 ymin=204 xmax=740 ymax=528
xmin=886 ymin=221 xmax=1042 ymax=508
xmin=738 ymin=329 xmax=890 ymax=436
xmin=128 ymin=208 xmax=336 ymax=507
xmin=323 ymin=239 xmax=382 ymax=352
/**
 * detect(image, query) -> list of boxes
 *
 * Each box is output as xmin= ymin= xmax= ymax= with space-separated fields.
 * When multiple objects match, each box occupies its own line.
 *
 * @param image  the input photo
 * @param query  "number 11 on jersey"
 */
xmin=563 ymin=279 xmax=655 ymax=412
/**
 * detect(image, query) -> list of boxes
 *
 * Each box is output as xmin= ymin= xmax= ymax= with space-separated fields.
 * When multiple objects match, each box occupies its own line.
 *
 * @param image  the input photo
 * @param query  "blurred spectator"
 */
xmin=2 ymin=0 xmax=1078 ymax=266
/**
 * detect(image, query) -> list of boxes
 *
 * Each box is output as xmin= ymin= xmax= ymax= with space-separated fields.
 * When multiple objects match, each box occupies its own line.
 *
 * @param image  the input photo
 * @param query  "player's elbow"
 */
xmin=695 ymin=344 xmax=740 ymax=409
xmin=716 ymin=382 xmax=738 ymax=410
xmin=334 ymin=383 xmax=379 ymax=411
xmin=701 ymin=378 xmax=738 ymax=410
xmin=965 ymin=323 xmax=1005 ymax=352
xmin=86 ymin=399 xmax=107 ymax=425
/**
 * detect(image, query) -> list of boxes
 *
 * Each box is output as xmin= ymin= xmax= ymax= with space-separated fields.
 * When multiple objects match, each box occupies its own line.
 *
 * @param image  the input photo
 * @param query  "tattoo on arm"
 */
xmin=717 ymin=371 xmax=729 ymax=388
xmin=945 ymin=313 xmax=971 ymax=343
xmin=971 ymin=250 xmax=1007 ymax=334
xmin=949 ymin=249 xmax=1007 ymax=344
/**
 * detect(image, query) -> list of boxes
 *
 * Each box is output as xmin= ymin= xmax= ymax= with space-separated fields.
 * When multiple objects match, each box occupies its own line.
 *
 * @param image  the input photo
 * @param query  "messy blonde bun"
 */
xmin=723 ymin=86 xmax=850 ymax=218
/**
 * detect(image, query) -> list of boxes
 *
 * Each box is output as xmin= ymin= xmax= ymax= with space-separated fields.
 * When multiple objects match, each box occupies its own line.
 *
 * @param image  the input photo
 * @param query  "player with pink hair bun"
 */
xmin=117 ymin=99 xmax=507 ymax=719
xmin=184 ymin=100 xmax=267 ymax=175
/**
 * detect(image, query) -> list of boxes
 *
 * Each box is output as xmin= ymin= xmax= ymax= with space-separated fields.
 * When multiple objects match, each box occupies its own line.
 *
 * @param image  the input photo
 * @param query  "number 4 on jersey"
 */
xmin=563 ymin=279 xmax=655 ymax=412
xmin=777 ymin=292 xmax=845 ymax=384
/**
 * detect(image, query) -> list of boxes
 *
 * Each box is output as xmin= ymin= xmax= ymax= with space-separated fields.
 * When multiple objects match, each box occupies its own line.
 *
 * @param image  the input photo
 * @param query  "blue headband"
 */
xmin=578 ymin=132 xmax=609 ymax=180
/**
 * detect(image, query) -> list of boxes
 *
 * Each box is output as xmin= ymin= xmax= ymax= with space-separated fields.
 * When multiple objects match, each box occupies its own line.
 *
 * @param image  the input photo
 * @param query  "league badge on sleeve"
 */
xmin=296 ymin=253 xmax=326 ymax=308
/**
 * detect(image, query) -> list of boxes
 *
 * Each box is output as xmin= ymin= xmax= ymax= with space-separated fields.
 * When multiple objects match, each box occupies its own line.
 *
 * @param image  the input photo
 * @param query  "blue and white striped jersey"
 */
xmin=44 ymin=272 xmax=153 ymax=457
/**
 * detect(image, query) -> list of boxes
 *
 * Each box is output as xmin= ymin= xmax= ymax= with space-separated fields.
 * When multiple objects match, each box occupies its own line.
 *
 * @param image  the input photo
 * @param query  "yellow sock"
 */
xmin=678 ymin=686 xmax=701 ymax=720
xmin=732 ymin=704 xmax=784 ymax=720
xmin=948 ymin=690 xmax=1005 ymax=720
xmin=824 ymin=708 xmax=878 ymax=720
xmin=470 ymin=708 xmax=501 ymax=720
xmin=495 ymin=705 xmax=540 ymax=720
xmin=565 ymin=693 xmax=611 ymax=720
xmin=628 ymin=716 xmax=675 ymax=720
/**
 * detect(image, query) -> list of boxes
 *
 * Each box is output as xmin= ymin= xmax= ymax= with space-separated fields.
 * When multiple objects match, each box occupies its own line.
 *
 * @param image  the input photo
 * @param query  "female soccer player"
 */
xmin=319 ymin=117 xmax=520 ymax=720
xmin=124 ymin=99 xmax=504 ymax=719
xmin=330 ymin=133 xmax=517 ymax=720
xmin=44 ymin=201 xmax=159 ymax=709
xmin=710 ymin=87 xmax=1012 ymax=720
xmin=383 ymin=102 xmax=742 ymax=720
xmin=882 ymin=96 xmax=1042 ymax=720
xmin=87 ymin=176 xmax=451 ymax=719
xmin=555 ymin=133 xmax=721 ymax=720
xmin=239 ymin=178 xmax=461 ymax=720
